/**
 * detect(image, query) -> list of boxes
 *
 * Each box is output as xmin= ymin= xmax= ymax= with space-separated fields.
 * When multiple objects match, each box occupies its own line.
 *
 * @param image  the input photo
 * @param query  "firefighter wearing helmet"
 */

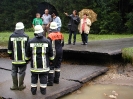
xmin=7 ymin=22 xmax=29 ymax=91
xmin=25 ymin=25 xmax=54 ymax=95
xmin=47 ymin=22 xmax=64 ymax=86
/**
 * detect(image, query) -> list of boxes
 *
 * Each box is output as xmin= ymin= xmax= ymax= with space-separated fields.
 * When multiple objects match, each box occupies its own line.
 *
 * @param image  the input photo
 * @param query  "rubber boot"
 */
xmin=31 ymin=87 xmax=37 ymax=95
xmin=47 ymin=73 xmax=54 ymax=86
xmin=19 ymin=76 xmax=26 ymax=91
xmin=40 ymin=87 xmax=46 ymax=95
xmin=54 ymin=71 xmax=60 ymax=84
xmin=10 ymin=76 xmax=18 ymax=90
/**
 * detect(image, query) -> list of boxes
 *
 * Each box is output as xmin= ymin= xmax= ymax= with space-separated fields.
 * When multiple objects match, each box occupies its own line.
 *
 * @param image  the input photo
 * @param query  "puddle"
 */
xmin=60 ymin=84 xmax=133 ymax=99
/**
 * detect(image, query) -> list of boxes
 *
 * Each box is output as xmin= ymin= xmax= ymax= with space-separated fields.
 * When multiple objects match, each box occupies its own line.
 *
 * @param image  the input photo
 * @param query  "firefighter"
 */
xmin=7 ymin=22 xmax=29 ymax=91
xmin=47 ymin=22 xmax=64 ymax=86
xmin=25 ymin=25 xmax=54 ymax=95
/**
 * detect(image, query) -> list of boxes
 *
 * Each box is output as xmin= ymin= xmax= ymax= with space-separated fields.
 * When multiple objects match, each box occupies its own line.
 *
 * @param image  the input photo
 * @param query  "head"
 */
xmin=83 ymin=13 xmax=88 ymax=19
xmin=50 ymin=22 xmax=58 ymax=31
xmin=15 ymin=22 xmax=24 ymax=30
xmin=36 ymin=13 xmax=41 ymax=18
xmin=51 ymin=11 xmax=56 ymax=18
xmin=34 ymin=25 xmax=44 ymax=37
xmin=45 ymin=9 xmax=49 ymax=14
xmin=73 ymin=10 xmax=77 ymax=15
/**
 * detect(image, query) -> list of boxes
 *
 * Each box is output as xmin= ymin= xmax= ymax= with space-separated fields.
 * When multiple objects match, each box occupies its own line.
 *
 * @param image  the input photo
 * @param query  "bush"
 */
xmin=122 ymin=47 xmax=133 ymax=64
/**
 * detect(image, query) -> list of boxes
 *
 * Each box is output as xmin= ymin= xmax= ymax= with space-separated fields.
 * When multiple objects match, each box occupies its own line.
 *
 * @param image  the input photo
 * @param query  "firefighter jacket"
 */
xmin=48 ymin=31 xmax=64 ymax=56
xmin=25 ymin=33 xmax=54 ymax=73
xmin=7 ymin=29 xmax=29 ymax=65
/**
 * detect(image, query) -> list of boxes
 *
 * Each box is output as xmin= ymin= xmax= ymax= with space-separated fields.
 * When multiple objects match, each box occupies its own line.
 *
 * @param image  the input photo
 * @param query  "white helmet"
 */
xmin=50 ymin=22 xmax=58 ymax=29
xmin=34 ymin=25 xmax=43 ymax=33
xmin=15 ymin=22 xmax=24 ymax=30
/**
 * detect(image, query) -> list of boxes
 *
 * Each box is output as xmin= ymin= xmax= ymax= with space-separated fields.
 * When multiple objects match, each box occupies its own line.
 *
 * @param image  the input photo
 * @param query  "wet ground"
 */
xmin=60 ymin=84 xmax=133 ymax=99
xmin=60 ymin=63 xmax=133 ymax=99
xmin=0 ymin=58 xmax=108 ymax=99
xmin=1 ymin=38 xmax=133 ymax=99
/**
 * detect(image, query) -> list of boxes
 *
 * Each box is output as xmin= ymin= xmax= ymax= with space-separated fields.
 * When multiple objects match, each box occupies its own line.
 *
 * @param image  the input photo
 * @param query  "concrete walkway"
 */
xmin=63 ymin=38 xmax=133 ymax=55
xmin=0 ymin=58 xmax=108 ymax=99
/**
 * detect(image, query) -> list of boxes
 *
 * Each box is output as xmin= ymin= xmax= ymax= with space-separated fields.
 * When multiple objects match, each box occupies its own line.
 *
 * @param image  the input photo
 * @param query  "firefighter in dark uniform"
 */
xmin=25 ymin=25 xmax=54 ymax=95
xmin=7 ymin=22 xmax=29 ymax=90
xmin=47 ymin=22 xmax=64 ymax=86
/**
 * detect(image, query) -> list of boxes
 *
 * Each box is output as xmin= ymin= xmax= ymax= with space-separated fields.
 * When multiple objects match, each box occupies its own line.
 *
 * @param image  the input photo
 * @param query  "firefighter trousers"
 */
xmin=48 ymin=55 xmax=62 ymax=84
xmin=31 ymin=72 xmax=48 ymax=94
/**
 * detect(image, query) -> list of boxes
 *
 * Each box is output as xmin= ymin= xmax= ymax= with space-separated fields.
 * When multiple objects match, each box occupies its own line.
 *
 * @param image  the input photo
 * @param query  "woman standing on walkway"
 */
xmin=78 ymin=13 xmax=91 ymax=45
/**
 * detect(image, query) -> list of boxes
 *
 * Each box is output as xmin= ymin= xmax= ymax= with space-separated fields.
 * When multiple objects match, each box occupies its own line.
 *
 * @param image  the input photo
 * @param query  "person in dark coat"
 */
xmin=47 ymin=22 xmax=64 ymax=86
xmin=7 ymin=22 xmax=29 ymax=91
xmin=25 ymin=25 xmax=54 ymax=95
xmin=64 ymin=10 xmax=80 ymax=45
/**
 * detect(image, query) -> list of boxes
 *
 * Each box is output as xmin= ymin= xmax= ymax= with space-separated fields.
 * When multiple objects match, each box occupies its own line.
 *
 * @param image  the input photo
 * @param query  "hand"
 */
xmin=64 ymin=12 xmax=68 ymax=16
xmin=46 ymin=24 xmax=49 ymax=28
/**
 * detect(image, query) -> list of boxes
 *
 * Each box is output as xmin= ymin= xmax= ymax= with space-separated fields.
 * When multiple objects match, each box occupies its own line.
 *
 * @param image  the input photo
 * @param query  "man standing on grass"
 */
xmin=51 ymin=11 xmax=62 ymax=32
xmin=64 ymin=10 xmax=80 ymax=45
xmin=7 ymin=22 xmax=29 ymax=91
xmin=42 ymin=9 xmax=52 ymax=37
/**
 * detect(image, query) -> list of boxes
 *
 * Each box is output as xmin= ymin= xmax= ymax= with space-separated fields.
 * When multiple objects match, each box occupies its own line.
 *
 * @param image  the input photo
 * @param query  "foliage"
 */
xmin=122 ymin=47 xmax=133 ymax=64
xmin=0 ymin=0 xmax=133 ymax=34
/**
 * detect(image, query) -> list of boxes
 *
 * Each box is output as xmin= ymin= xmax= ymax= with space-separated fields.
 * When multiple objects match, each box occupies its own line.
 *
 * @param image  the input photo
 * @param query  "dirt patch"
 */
xmin=87 ymin=63 xmax=133 ymax=86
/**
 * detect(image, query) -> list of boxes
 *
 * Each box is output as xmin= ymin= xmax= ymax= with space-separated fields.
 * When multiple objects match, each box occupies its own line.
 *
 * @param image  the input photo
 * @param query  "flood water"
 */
xmin=60 ymin=84 xmax=133 ymax=99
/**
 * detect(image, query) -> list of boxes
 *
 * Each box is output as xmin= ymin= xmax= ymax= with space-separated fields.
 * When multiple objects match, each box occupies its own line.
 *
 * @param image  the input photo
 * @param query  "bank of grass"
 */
xmin=1 ymin=32 xmax=133 ymax=47
xmin=122 ymin=47 xmax=133 ymax=64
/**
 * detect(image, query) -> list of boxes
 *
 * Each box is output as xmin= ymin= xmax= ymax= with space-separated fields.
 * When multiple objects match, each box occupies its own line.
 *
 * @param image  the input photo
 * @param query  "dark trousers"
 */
xmin=48 ymin=55 xmax=62 ymax=83
xmin=68 ymin=30 xmax=77 ymax=44
xmin=12 ymin=64 xmax=27 ymax=78
xmin=81 ymin=31 xmax=88 ymax=44
xmin=31 ymin=73 xmax=48 ymax=93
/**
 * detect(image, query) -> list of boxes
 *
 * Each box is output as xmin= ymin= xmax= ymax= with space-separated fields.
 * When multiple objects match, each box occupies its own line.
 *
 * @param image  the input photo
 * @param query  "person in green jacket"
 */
xmin=32 ymin=13 xmax=43 ymax=28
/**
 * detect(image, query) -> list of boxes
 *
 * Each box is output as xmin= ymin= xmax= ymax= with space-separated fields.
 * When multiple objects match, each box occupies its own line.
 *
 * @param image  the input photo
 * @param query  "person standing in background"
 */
xmin=51 ymin=11 xmax=62 ymax=31
xmin=7 ymin=22 xmax=29 ymax=91
xmin=64 ymin=10 xmax=80 ymax=45
xmin=32 ymin=13 xmax=43 ymax=28
xmin=42 ymin=9 xmax=52 ymax=37
xmin=78 ymin=13 xmax=91 ymax=45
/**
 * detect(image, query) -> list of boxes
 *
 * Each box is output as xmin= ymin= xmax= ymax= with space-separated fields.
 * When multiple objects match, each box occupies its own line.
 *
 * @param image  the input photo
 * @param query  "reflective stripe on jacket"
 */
xmin=7 ymin=30 xmax=29 ymax=64
xmin=26 ymin=36 xmax=54 ymax=73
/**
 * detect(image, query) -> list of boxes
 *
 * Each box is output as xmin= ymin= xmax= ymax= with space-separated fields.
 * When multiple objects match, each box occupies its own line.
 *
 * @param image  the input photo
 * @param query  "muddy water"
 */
xmin=60 ymin=84 xmax=133 ymax=99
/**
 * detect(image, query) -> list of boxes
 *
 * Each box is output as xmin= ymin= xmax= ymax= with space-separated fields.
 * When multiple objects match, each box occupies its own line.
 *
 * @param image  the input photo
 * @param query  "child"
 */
xmin=32 ymin=13 xmax=43 ymax=28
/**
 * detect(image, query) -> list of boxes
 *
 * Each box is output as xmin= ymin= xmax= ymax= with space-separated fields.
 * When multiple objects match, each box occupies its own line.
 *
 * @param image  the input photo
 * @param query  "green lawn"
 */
xmin=1 ymin=32 xmax=133 ymax=47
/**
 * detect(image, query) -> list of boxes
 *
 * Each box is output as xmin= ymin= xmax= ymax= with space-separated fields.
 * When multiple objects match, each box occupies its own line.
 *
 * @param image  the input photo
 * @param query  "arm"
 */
xmin=25 ymin=41 xmax=31 ymax=62
xmin=47 ymin=39 xmax=54 ymax=63
xmin=57 ymin=17 xmax=62 ymax=27
xmin=86 ymin=18 xmax=91 ymax=26
xmin=7 ymin=36 xmax=12 ymax=59
xmin=32 ymin=19 xmax=35 ymax=28
xmin=64 ymin=12 xmax=71 ymax=18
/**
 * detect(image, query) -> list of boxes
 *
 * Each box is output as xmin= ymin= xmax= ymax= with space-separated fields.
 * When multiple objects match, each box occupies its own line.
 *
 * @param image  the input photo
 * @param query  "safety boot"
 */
xmin=47 ymin=72 xmax=54 ymax=86
xmin=54 ymin=71 xmax=60 ymax=84
xmin=10 ymin=76 xmax=18 ymax=90
xmin=40 ymin=87 xmax=46 ymax=95
xmin=19 ymin=76 xmax=26 ymax=91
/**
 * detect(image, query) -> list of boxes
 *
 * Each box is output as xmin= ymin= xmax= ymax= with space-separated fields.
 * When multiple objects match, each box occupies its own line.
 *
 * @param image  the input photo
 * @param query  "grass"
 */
xmin=1 ymin=32 xmax=133 ymax=47
xmin=122 ymin=47 xmax=133 ymax=64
